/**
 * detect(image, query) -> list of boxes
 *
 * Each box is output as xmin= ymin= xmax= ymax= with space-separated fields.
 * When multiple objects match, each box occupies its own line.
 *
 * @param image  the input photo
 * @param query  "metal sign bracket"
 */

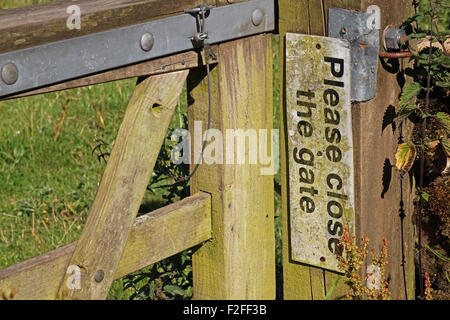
xmin=328 ymin=5 xmax=381 ymax=102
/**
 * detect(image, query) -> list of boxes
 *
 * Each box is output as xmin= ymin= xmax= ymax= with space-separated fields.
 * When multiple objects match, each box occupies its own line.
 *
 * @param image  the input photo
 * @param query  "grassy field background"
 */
xmin=0 ymin=0 xmax=282 ymax=299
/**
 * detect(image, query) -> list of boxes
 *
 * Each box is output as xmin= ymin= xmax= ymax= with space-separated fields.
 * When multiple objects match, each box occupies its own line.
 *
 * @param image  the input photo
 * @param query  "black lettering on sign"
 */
xmin=324 ymin=108 xmax=340 ymax=125
xmin=300 ymin=197 xmax=315 ymax=213
xmin=293 ymin=147 xmax=314 ymax=166
xmin=323 ymin=88 xmax=340 ymax=106
xmin=325 ymin=57 xmax=344 ymax=78
xmin=326 ymin=145 xmax=342 ymax=163
xmin=322 ymin=55 xmax=350 ymax=256
xmin=298 ymin=120 xmax=313 ymax=137
xmin=327 ymin=173 xmax=343 ymax=190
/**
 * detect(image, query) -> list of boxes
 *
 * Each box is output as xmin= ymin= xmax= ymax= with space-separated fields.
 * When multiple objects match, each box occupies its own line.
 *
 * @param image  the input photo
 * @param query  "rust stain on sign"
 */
xmin=286 ymin=33 xmax=355 ymax=272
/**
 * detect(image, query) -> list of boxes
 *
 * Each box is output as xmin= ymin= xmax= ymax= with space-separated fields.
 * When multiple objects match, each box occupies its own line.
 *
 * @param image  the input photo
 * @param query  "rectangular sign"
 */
xmin=286 ymin=33 xmax=355 ymax=272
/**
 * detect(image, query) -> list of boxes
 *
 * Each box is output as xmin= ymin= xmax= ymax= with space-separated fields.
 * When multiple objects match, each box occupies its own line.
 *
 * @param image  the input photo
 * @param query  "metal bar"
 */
xmin=0 ymin=0 xmax=274 ymax=98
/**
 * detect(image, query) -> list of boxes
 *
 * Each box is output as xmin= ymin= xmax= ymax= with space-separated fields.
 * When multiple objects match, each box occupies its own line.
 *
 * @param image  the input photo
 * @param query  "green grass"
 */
xmin=0 ymin=0 xmax=283 ymax=300
xmin=0 ymin=81 xmax=136 ymax=267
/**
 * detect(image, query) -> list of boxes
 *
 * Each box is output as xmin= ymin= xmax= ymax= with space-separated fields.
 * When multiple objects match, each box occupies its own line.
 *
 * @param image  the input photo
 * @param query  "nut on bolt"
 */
xmin=1 ymin=63 xmax=19 ymax=85
xmin=383 ymin=25 xmax=407 ymax=51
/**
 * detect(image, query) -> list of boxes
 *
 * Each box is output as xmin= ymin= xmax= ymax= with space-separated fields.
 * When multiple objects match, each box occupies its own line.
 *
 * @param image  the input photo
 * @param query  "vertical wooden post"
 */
xmin=188 ymin=34 xmax=275 ymax=299
xmin=279 ymin=0 xmax=415 ymax=299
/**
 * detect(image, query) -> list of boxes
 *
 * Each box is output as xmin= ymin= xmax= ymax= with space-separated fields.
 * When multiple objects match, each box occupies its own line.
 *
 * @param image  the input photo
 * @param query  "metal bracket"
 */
xmin=0 ymin=0 xmax=274 ymax=98
xmin=328 ymin=6 xmax=381 ymax=102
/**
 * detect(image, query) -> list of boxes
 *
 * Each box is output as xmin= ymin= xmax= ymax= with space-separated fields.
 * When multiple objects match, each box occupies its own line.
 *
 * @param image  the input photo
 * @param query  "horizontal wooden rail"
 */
xmin=0 ymin=0 xmax=249 ymax=54
xmin=0 ymin=192 xmax=211 ymax=300
xmin=2 ymin=46 xmax=218 ymax=100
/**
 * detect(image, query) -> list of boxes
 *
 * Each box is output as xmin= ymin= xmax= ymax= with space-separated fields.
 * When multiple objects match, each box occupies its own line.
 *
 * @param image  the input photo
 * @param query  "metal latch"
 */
xmin=328 ymin=6 xmax=381 ymax=102
xmin=184 ymin=5 xmax=217 ymax=62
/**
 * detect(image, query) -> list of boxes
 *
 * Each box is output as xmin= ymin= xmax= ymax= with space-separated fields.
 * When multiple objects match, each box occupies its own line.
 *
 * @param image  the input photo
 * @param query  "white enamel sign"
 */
xmin=286 ymin=33 xmax=355 ymax=272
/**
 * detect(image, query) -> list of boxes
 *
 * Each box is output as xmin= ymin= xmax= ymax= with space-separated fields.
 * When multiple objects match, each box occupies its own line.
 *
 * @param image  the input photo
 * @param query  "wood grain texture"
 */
xmin=0 ymin=192 xmax=211 ymax=300
xmin=278 ymin=0 xmax=312 ymax=300
xmin=0 ymin=0 xmax=216 ymax=54
xmin=279 ymin=0 xmax=415 ymax=300
xmin=3 ymin=47 xmax=218 ymax=100
xmin=187 ymin=34 xmax=275 ymax=299
xmin=56 ymin=70 xmax=188 ymax=300
xmin=357 ymin=0 xmax=415 ymax=300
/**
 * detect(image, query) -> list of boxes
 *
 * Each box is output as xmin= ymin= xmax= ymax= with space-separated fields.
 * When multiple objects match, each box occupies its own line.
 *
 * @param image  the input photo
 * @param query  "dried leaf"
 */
xmin=395 ymin=143 xmax=417 ymax=175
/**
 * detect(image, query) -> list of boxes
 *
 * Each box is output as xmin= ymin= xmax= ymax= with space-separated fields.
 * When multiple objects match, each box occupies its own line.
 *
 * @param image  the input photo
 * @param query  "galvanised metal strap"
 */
xmin=0 ymin=0 xmax=274 ymax=98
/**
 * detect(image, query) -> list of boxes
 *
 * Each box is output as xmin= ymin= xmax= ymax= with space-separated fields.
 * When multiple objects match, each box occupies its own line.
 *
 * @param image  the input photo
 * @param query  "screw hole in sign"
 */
xmin=366 ymin=5 xmax=381 ymax=30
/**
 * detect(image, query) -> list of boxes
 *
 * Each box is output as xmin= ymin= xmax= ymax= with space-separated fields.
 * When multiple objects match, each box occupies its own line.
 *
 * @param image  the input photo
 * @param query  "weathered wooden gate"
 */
xmin=0 ymin=0 xmax=415 ymax=300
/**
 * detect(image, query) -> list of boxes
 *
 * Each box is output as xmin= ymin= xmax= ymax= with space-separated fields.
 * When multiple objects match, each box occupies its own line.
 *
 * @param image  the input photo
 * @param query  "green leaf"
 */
xmin=436 ymin=112 xmax=450 ymax=135
xmin=400 ymin=82 xmax=421 ymax=108
xmin=405 ymin=32 xmax=428 ymax=41
xmin=395 ymin=143 xmax=417 ymax=175
xmin=397 ymin=104 xmax=419 ymax=126
xmin=421 ymin=192 xmax=430 ymax=201
xmin=425 ymin=243 xmax=450 ymax=263
xmin=324 ymin=277 xmax=340 ymax=300
xmin=439 ymin=137 xmax=450 ymax=156
xmin=163 ymin=284 xmax=185 ymax=296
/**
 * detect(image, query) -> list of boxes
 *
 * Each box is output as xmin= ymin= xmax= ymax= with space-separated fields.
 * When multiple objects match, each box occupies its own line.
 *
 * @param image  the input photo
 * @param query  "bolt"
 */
xmin=94 ymin=269 xmax=105 ymax=283
xmin=340 ymin=27 xmax=347 ymax=35
xmin=317 ymin=151 xmax=323 ymax=157
xmin=320 ymin=257 xmax=326 ymax=262
xmin=383 ymin=25 xmax=406 ymax=51
xmin=1 ymin=63 xmax=18 ymax=85
xmin=316 ymin=43 xmax=322 ymax=50
xmin=251 ymin=9 xmax=264 ymax=26
xmin=140 ymin=33 xmax=154 ymax=52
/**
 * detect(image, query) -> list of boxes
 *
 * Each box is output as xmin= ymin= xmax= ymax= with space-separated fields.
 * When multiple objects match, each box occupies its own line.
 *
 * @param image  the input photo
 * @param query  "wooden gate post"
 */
xmin=187 ymin=34 xmax=275 ymax=299
xmin=279 ymin=0 xmax=415 ymax=299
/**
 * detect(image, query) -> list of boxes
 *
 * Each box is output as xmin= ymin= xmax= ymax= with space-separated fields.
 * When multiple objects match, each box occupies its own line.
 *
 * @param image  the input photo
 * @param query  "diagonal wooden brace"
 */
xmin=57 ymin=70 xmax=188 ymax=300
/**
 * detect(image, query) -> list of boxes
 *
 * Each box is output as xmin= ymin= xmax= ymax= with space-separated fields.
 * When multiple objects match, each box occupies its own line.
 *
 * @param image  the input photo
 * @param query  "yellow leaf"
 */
xmin=395 ymin=143 xmax=417 ymax=175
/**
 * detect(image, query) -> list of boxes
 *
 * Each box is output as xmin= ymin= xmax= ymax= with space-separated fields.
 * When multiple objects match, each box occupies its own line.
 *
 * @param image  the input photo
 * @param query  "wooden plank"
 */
xmin=310 ymin=268 xmax=325 ymax=300
xmin=356 ymin=0 xmax=415 ymax=300
xmin=0 ymin=192 xmax=212 ymax=300
xmin=3 ymin=47 xmax=218 ymax=101
xmin=279 ymin=0 xmax=415 ymax=300
xmin=56 ymin=69 xmax=188 ymax=300
xmin=0 ymin=0 xmax=217 ymax=54
xmin=278 ymin=0 xmax=312 ymax=300
xmin=187 ymin=34 xmax=275 ymax=299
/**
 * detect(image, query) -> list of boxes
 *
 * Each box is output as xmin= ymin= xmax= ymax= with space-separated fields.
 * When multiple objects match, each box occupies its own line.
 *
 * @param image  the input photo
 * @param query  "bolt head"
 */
xmin=94 ymin=269 xmax=105 ymax=283
xmin=140 ymin=33 xmax=154 ymax=52
xmin=1 ymin=63 xmax=18 ymax=85
xmin=251 ymin=9 xmax=264 ymax=26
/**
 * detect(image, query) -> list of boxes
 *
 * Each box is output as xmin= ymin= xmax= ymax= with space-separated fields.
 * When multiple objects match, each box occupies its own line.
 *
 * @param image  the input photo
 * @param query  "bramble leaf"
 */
xmin=395 ymin=143 xmax=417 ymax=175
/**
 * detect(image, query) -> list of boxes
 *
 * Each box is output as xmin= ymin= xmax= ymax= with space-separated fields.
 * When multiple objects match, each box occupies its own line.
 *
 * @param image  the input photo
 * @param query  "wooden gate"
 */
xmin=0 ymin=0 xmax=415 ymax=300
